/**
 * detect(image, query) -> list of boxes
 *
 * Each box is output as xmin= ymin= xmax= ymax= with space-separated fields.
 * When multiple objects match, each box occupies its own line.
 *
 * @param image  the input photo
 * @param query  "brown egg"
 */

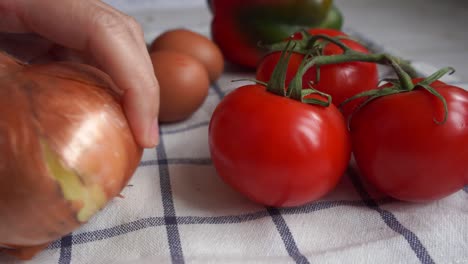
xmin=150 ymin=50 xmax=210 ymax=123
xmin=150 ymin=28 xmax=224 ymax=83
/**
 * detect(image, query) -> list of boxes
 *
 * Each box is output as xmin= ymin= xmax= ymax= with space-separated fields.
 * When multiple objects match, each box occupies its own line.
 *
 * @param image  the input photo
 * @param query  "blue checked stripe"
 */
xmin=157 ymin=130 xmax=185 ymax=264
xmin=58 ymin=234 xmax=72 ymax=264
xmin=211 ymin=82 xmax=225 ymax=99
xmin=268 ymin=208 xmax=310 ymax=264
xmin=464 ymin=186 xmax=468 ymax=194
xmin=347 ymin=167 xmax=435 ymax=264
xmin=48 ymin=218 xmax=166 ymax=249
xmin=48 ymin=198 xmax=393 ymax=250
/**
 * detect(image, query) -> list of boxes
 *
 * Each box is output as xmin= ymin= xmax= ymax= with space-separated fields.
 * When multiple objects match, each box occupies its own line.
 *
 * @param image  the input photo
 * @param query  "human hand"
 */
xmin=0 ymin=0 xmax=160 ymax=148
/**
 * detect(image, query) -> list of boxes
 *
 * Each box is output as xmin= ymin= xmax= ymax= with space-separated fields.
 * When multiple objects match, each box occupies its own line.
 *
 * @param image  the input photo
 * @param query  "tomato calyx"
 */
xmin=412 ymin=67 xmax=455 ymax=124
xmin=268 ymin=34 xmax=454 ymax=127
xmin=264 ymin=30 xmax=354 ymax=55
xmin=340 ymin=64 xmax=455 ymax=127
xmin=261 ymin=34 xmax=410 ymax=108
xmin=265 ymin=40 xmax=332 ymax=107
xmin=264 ymin=32 xmax=418 ymax=78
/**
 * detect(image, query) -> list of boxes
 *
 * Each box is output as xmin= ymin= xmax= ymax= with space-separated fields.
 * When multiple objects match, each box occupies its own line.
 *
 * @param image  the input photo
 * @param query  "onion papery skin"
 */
xmin=0 ymin=52 xmax=143 ymax=260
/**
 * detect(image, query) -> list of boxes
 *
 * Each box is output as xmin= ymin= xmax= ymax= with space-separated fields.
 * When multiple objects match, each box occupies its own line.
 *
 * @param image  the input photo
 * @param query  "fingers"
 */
xmin=29 ymin=45 xmax=98 ymax=65
xmin=2 ymin=0 xmax=160 ymax=148
xmin=0 ymin=33 xmax=53 ymax=62
xmin=0 ymin=33 xmax=95 ymax=65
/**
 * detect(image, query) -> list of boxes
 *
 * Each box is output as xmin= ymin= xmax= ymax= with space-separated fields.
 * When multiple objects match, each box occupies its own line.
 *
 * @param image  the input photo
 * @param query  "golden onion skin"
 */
xmin=0 ymin=52 xmax=143 ymax=259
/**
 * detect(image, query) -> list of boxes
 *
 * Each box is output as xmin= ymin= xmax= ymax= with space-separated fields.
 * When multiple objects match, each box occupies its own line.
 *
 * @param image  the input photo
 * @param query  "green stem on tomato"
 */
xmin=288 ymin=50 xmax=331 ymax=106
xmin=265 ymin=34 xmax=420 ymax=78
xmin=307 ymin=34 xmax=353 ymax=53
xmin=266 ymin=40 xmax=296 ymax=96
xmin=289 ymin=51 xmax=312 ymax=101
xmin=387 ymin=56 xmax=414 ymax=91
xmin=338 ymin=60 xmax=455 ymax=126
xmin=294 ymin=50 xmax=419 ymax=87
xmin=263 ymin=34 xmax=454 ymax=120
xmin=413 ymin=67 xmax=455 ymax=124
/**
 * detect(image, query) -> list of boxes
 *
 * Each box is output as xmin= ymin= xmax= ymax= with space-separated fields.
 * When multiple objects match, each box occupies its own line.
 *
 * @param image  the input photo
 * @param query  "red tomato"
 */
xmin=350 ymin=80 xmax=468 ymax=202
xmin=256 ymin=29 xmax=378 ymax=117
xmin=209 ymin=84 xmax=351 ymax=207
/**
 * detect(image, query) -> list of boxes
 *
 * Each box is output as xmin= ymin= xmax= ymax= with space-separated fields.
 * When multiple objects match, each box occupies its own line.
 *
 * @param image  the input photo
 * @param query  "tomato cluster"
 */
xmin=209 ymin=28 xmax=468 ymax=207
xmin=256 ymin=28 xmax=379 ymax=119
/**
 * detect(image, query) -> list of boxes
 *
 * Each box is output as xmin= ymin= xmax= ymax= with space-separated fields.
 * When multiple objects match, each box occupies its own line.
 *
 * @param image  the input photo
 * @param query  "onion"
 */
xmin=0 ymin=52 xmax=143 ymax=260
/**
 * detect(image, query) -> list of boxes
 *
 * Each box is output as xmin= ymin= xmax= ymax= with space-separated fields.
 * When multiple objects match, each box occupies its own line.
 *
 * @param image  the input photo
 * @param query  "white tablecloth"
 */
xmin=1 ymin=1 xmax=467 ymax=264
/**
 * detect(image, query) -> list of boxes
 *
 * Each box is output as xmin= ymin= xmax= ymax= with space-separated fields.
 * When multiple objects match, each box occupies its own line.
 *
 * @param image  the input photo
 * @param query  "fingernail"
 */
xmin=149 ymin=118 xmax=159 ymax=147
